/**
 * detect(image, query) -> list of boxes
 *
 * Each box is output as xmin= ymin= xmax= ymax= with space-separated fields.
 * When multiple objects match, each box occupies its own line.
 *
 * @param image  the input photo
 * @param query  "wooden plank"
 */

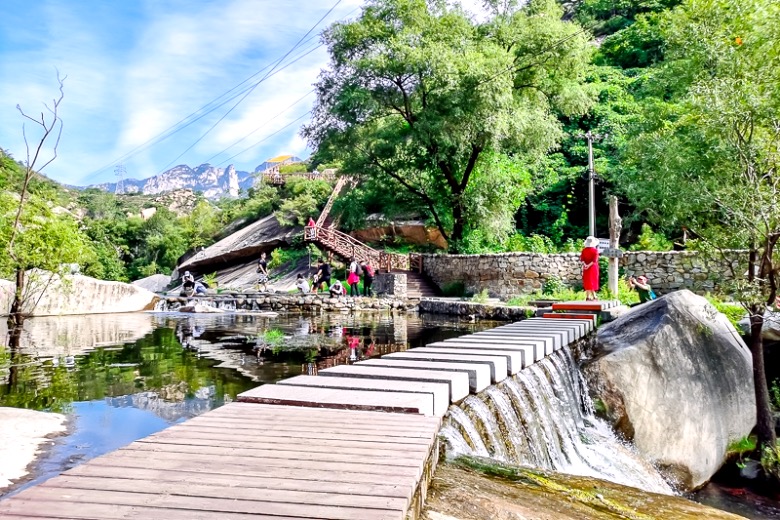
xmin=206 ymin=402 xmax=441 ymax=425
xmin=0 ymin=500 xmax=314 ymax=520
xmin=201 ymin=407 xmax=441 ymax=430
xmin=155 ymin=424 xmax=435 ymax=446
xmin=92 ymin=450 xmax=423 ymax=478
xmin=138 ymin=433 xmax=432 ymax=455
xmin=124 ymin=441 xmax=425 ymax=468
xmin=543 ymin=312 xmax=597 ymax=323
xmin=63 ymin=464 xmax=412 ymax=500
xmin=237 ymin=385 xmax=435 ymax=416
xmin=9 ymin=487 xmax=402 ymax=520
xmin=81 ymin=456 xmax=417 ymax=488
xmin=181 ymin=416 xmax=438 ymax=437
xmin=42 ymin=475 xmax=409 ymax=511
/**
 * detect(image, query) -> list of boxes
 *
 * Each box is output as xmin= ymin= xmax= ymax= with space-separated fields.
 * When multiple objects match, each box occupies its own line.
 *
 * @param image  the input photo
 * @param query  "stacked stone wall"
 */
xmin=422 ymin=251 xmax=747 ymax=299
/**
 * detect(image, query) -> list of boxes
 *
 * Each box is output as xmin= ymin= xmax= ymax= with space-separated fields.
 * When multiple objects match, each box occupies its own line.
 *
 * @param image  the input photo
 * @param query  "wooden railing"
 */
xmin=261 ymin=171 xmax=336 ymax=185
xmin=302 ymin=174 xmax=423 ymax=273
xmin=316 ymin=176 xmax=349 ymax=228
xmin=305 ymin=225 xmax=409 ymax=272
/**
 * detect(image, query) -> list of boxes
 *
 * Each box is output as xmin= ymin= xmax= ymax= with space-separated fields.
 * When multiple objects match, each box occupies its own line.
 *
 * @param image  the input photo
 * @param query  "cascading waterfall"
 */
xmin=441 ymin=347 xmax=674 ymax=495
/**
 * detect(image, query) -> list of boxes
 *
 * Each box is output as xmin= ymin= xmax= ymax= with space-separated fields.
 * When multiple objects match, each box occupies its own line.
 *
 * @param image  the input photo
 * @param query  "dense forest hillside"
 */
xmin=0 ymin=149 xmax=331 ymax=281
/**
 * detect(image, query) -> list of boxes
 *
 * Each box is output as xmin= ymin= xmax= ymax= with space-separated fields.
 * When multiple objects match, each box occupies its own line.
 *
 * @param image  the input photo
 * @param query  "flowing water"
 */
xmin=0 ymin=310 xmax=495 ymax=495
xmin=440 ymin=347 xmax=675 ymax=495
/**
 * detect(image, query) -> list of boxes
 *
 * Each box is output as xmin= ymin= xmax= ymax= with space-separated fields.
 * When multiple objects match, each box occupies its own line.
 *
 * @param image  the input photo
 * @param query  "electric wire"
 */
xmin=156 ymin=0 xmax=343 ymax=174
xmin=80 ymin=34 xmax=322 ymax=182
xmin=217 ymin=110 xmax=312 ymax=167
xmin=203 ymin=88 xmax=315 ymax=165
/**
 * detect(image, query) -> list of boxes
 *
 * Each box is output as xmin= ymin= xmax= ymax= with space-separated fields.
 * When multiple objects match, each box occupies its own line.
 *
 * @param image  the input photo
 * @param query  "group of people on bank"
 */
xmin=183 ymin=237 xmax=655 ymax=302
xmin=581 ymin=235 xmax=656 ymax=304
xmin=292 ymin=257 xmax=376 ymax=297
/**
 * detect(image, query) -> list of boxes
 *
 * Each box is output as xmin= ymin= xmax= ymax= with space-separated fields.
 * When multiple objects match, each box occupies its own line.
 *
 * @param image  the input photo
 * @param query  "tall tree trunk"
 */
xmin=8 ymin=267 xmax=26 ymax=328
xmin=450 ymin=197 xmax=465 ymax=249
xmin=750 ymin=307 xmax=776 ymax=446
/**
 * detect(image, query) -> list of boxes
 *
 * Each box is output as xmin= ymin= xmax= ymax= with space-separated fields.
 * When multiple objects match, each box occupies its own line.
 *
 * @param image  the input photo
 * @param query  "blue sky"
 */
xmin=0 ymin=0 xmax=365 ymax=186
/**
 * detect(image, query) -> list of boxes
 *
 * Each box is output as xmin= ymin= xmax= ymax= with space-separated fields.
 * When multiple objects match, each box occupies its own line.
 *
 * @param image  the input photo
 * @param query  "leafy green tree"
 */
xmin=304 ymin=0 xmax=593 ymax=249
xmin=620 ymin=0 xmax=780 ymax=449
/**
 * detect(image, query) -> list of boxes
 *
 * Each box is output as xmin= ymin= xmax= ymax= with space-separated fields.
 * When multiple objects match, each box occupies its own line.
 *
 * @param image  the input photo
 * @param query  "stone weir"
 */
xmin=0 ymin=303 xmax=615 ymax=520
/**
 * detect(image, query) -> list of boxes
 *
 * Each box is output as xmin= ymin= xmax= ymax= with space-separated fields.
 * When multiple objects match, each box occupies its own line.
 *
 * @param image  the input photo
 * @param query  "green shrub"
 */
xmin=629 ymin=223 xmax=674 ymax=251
xmin=471 ymin=288 xmax=490 ymax=304
xmin=441 ymin=281 xmax=466 ymax=297
xmin=705 ymin=295 xmax=745 ymax=329
xmin=542 ymin=276 xmax=567 ymax=295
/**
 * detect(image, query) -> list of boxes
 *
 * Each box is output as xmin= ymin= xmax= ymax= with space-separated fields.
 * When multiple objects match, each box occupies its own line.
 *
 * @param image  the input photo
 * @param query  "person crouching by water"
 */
xmin=181 ymin=271 xmax=207 ymax=296
xmin=256 ymin=252 xmax=269 ymax=292
xmin=580 ymin=236 xmax=600 ymax=301
xmin=628 ymin=275 xmax=656 ymax=305
xmin=295 ymin=273 xmax=310 ymax=293
xmin=329 ymin=279 xmax=345 ymax=298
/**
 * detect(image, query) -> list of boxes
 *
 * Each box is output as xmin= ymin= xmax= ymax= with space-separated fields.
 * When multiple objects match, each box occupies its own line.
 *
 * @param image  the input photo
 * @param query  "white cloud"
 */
xmin=0 ymin=0 xmax=361 ymax=185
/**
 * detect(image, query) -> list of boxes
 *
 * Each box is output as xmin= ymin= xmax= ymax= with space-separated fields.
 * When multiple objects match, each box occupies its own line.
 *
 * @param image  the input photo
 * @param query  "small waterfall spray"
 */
xmin=441 ymin=347 xmax=673 ymax=494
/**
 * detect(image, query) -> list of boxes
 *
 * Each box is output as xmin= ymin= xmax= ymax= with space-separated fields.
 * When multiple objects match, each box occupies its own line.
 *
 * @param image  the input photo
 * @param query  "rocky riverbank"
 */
xmin=423 ymin=458 xmax=746 ymax=520
xmin=0 ymin=407 xmax=67 ymax=493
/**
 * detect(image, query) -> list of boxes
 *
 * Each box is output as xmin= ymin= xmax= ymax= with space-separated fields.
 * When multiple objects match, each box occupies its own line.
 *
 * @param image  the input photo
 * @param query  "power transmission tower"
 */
xmin=114 ymin=164 xmax=126 ymax=194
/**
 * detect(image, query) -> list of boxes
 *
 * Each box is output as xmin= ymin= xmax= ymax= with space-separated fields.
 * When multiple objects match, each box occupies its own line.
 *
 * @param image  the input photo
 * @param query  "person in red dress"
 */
xmin=580 ymin=236 xmax=600 ymax=301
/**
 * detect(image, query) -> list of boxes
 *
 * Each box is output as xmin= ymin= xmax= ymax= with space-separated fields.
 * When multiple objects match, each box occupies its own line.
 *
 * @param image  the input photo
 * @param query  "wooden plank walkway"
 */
xmin=0 ymin=300 xmax=614 ymax=520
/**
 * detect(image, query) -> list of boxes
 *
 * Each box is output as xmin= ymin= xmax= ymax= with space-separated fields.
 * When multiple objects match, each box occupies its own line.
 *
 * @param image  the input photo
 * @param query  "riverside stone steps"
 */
xmin=0 ymin=301 xmax=613 ymax=520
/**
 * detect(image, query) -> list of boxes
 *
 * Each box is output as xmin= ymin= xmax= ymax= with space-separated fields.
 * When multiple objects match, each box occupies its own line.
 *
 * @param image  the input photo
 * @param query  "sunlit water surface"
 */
xmin=0 ymin=311 xmax=494 ymax=495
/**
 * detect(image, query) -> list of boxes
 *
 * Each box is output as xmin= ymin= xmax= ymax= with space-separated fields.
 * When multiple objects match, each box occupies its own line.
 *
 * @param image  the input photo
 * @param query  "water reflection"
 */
xmin=0 ymin=310 xmax=493 ymax=495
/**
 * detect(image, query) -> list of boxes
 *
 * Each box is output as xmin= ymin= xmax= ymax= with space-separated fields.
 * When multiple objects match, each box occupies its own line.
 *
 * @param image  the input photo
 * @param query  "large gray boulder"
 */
xmin=583 ymin=290 xmax=756 ymax=491
xmin=0 ymin=270 xmax=159 ymax=316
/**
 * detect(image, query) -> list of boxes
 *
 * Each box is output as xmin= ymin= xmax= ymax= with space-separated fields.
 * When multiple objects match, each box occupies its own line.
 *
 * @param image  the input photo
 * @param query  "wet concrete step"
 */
xmin=469 ymin=330 xmax=563 ymax=351
xmin=358 ymin=358 xmax=491 ymax=393
xmin=425 ymin=341 xmax=536 ymax=368
xmin=437 ymin=337 xmax=549 ymax=361
xmin=551 ymin=300 xmax=620 ymax=312
xmin=491 ymin=324 xmax=580 ymax=343
xmin=277 ymin=375 xmax=451 ymax=417
xmin=383 ymin=351 xmax=508 ymax=383
xmin=495 ymin=322 xmax=585 ymax=342
xmin=319 ymin=365 xmax=470 ymax=402
xmin=411 ymin=346 xmax=525 ymax=374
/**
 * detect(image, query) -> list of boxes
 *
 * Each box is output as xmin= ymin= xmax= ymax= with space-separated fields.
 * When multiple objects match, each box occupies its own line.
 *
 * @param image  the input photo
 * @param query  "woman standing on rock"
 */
xmin=580 ymin=236 xmax=600 ymax=301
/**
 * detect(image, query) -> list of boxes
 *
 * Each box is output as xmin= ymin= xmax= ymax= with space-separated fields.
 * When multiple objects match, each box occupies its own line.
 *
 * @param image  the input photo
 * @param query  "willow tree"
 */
xmin=620 ymin=0 xmax=780 ymax=452
xmin=304 ymin=0 xmax=593 ymax=249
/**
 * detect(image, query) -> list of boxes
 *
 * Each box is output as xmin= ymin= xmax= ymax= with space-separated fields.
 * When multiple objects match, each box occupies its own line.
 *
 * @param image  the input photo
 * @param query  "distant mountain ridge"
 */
xmin=87 ymin=163 xmax=256 ymax=199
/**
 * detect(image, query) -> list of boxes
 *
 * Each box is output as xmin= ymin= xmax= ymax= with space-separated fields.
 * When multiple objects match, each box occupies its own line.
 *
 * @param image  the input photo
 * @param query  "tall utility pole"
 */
xmin=580 ymin=131 xmax=607 ymax=237
xmin=114 ymin=164 xmax=126 ymax=194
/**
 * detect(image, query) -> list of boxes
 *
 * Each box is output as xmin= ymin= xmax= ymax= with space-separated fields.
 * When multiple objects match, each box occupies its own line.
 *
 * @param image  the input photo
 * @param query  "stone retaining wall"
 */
xmin=158 ymin=292 xmax=418 ymax=313
xmin=422 ymin=251 xmax=747 ymax=299
xmin=418 ymin=299 xmax=534 ymax=321
xmin=373 ymin=272 xmax=407 ymax=298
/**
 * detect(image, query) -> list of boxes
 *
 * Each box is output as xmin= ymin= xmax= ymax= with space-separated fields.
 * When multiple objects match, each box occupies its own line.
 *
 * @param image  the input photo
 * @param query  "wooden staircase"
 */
xmin=303 ymin=177 xmax=439 ymax=297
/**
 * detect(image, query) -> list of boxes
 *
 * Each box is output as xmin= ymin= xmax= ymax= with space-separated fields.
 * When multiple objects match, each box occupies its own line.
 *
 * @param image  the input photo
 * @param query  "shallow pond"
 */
xmin=0 ymin=310 xmax=494 ymax=494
